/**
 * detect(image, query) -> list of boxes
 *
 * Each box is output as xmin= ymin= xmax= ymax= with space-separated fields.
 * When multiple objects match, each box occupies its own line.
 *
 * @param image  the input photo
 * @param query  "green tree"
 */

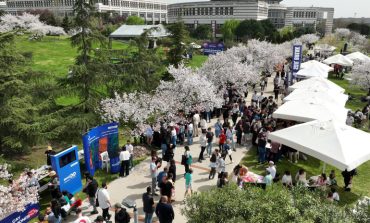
xmin=58 ymin=0 xmax=107 ymax=134
xmin=183 ymin=184 xmax=369 ymax=223
xmin=167 ymin=21 xmax=189 ymax=68
xmin=221 ymin=20 xmax=240 ymax=44
xmin=260 ymin=19 xmax=277 ymax=41
xmin=191 ymin=24 xmax=212 ymax=40
xmin=61 ymin=15 xmax=72 ymax=33
xmin=235 ymin=20 xmax=265 ymax=40
xmin=125 ymin=15 xmax=145 ymax=25
xmin=0 ymin=32 xmax=59 ymax=154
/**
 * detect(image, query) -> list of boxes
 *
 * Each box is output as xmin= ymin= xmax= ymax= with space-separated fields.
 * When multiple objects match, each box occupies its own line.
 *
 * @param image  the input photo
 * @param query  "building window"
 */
xmin=193 ymin=8 xmax=195 ymax=15
xmin=215 ymin=7 xmax=219 ymax=15
xmin=220 ymin=7 xmax=223 ymax=15
xmin=197 ymin=7 xmax=200 ymax=15
xmin=225 ymin=7 xmax=228 ymax=15
xmin=201 ymin=7 xmax=204 ymax=15
xmin=230 ymin=7 xmax=233 ymax=15
xmin=205 ymin=7 xmax=208 ymax=15
xmin=209 ymin=7 xmax=213 ymax=15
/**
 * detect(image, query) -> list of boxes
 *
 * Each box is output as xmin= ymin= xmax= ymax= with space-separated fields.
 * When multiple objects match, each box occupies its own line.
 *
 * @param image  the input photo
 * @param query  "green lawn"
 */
xmin=187 ymin=54 xmax=208 ymax=68
xmin=242 ymin=75 xmax=370 ymax=205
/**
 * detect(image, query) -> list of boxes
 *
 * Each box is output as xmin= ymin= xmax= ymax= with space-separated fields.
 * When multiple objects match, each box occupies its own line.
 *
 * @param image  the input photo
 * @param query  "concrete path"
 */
xmin=77 ymin=75 xmax=278 ymax=223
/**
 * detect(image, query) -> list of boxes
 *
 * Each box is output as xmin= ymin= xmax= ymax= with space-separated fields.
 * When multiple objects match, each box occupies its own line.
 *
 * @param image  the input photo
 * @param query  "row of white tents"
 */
xmin=296 ymin=51 xmax=370 ymax=79
xmin=269 ymin=74 xmax=370 ymax=171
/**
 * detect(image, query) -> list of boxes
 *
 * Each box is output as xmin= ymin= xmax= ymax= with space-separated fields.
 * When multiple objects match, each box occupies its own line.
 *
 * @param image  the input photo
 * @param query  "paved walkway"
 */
xmin=76 ymin=76 xmax=278 ymax=223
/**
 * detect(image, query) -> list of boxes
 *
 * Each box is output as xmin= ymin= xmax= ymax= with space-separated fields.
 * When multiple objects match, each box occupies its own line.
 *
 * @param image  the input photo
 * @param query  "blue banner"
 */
xmin=0 ymin=203 xmax=39 ymax=223
xmin=82 ymin=123 xmax=120 ymax=176
xmin=291 ymin=45 xmax=303 ymax=83
xmin=51 ymin=145 xmax=83 ymax=195
xmin=203 ymin=42 xmax=224 ymax=55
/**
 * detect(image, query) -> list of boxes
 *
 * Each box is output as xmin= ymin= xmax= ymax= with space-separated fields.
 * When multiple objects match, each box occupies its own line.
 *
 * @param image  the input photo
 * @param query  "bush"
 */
xmin=182 ymin=184 xmax=369 ymax=223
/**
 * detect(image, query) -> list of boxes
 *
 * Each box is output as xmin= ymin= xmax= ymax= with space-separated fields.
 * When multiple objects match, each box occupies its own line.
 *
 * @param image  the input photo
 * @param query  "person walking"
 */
xmin=125 ymin=140 xmax=134 ymax=170
xmin=223 ymin=139 xmax=233 ymax=164
xmin=187 ymin=122 xmax=193 ymax=145
xmin=150 ymin=157 xmax=160 ymax=196
xmin=257 ymin=128 xmax=267 ymax=164
xmin=208 ymin=149 xmax=219 ymax=179
xmin=214 ymin=119 xmax=222 ymax=138
xmin=82 ymin=175 xmax=98 ymax=214
xmin=184 ymin=168 xmax=193 ymax=197
xmin=142 ymin=186 xmax=155 ymax=223
xmin=206 ymin=127 xmax=214 ymax=157
xmin=113 ymin=203 xmax=131 ymax=223
xmin=218 ymin=129 xmax=226 ymax=151
xmin=119 ymin=146 xmax=131 ymax=177
xmin=183 ymin=146 xmax=192 ymax=174
xmin=193 ymin=111 xmax=200 ymax=137
xmin=155 ymin=196 xmax=175 ymax=223
xmin=168 ymin=159 xmax=177 ymax=183
xmin=96 ymin=182 xmax=111 ymax=221
xmin=198 ymin=131 xmax=207 ymax=163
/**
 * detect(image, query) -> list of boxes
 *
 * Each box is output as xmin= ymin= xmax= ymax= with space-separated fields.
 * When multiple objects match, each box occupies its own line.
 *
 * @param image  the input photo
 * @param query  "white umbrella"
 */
xmin=268 ymin=119 xmax=370 ymax=171
xmin=283 ymin=88 xmax=348 ymax=107
xmin=289 ymin=77 xmax=345 ymax=94
xmin=345 ymin=52 xmax=370 ymax=63
xmin=296 ymin=65 xmax=329 ymax=78
xmin=272 ymin=99 xmax=348 ymax=123
xmin=323 ymin=54 xmax=354 ymax=67
xmin=301 ymin=60 xmax=334 ymax=72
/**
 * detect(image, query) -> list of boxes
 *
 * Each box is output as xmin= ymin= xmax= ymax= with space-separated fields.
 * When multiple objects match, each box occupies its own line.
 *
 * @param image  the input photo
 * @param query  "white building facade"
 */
xmin=4 ymin=0 xmax=167 ymax=23
xmin=168 ymin=0 xmax=334 ymax=36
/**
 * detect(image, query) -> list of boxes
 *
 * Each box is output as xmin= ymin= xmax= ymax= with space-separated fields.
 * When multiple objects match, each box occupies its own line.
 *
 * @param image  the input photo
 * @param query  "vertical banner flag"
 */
xmin=51 ymin=145 xmax=83 ymax=195
xmin=291 ymin=45 xmax=303 ymax=84
xmin=82 ymin=123 xmax=120 ymax=176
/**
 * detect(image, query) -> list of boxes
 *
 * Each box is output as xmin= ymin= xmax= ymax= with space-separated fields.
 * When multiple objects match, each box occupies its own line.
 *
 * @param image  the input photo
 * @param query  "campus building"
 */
xmin=3 ymin=0 xmax=168 ymax=23
xmin=168 ymin=0 xmax=334 ymax=36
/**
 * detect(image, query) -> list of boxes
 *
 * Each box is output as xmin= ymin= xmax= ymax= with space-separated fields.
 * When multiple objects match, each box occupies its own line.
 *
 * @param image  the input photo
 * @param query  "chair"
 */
xmin=100 ymin=151 xmax=110 ymax=173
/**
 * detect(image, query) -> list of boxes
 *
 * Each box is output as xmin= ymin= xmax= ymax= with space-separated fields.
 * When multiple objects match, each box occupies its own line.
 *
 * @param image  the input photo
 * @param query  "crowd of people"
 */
xmin=32 ymin=71 xmax=360 ymax=223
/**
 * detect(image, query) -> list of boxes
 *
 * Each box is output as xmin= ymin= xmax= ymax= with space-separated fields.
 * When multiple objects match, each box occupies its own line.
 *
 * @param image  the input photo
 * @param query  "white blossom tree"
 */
xmin=298 ymin=34 xmax=320 ymax=45
xmin=334 ymin=28 xmax=351 ymax=40
xmin=0 ymin=164 xmax=39 ymax=219
xmin=350 ymin=32 xmax=369 ymax=53
xmin=350 ymin=61 xmax=370 ymax=95
xmin=0 ymin=13 xmax=65 ymax=36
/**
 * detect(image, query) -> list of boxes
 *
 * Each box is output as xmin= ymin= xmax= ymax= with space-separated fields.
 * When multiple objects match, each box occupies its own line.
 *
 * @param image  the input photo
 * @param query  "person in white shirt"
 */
xmin=96 ymin=182 xmax=111 ymax=221
xmin=200 ymin=118 xmax=207 ymax=132
xmin=193 ymin=112 xmax=200 ymax=137
xmin=125 ymin=140 xmax=134 ymax=170
xmin=187 ymin=122 xmax=194 ymax=145
xmin=119 ymin=146 xmax=131 ymax=177
xmin=346 ymin=114 xmax=354 ymax=126
xmin=198 ymin=132 xmax=207 ymax=162
xmin=258 ymin=92 xmax=266 ymax=108
xmin=73 ymin=208 xmax=91 ymax=223
xmin=266 ymin=161 xmax=277 ymax=179
xmin=331 ymin=188 xmax=340 ymax=202
xmin=281 ymin=170 xmax=293 ymax=187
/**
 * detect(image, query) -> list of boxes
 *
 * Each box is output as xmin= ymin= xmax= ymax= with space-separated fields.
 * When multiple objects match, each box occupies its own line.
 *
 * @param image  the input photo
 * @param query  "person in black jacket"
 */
xmin=168 ymin=159 xmax=177 ymax=183
xmin=114 ymin=203 xmax=131 ymax=223
xmin=155 ymin=196 xmax=174 ymax=223
xmin=83 ymin=175 xmax=98 ymax=214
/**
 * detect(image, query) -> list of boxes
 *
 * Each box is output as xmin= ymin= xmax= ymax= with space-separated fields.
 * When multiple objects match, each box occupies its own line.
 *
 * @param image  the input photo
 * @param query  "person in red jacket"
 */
xmin=218 ymin=129 xmax=226 ymax=151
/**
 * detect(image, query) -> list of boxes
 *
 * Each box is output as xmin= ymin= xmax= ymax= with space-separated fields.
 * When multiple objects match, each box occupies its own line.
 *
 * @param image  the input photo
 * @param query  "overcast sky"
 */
xmin=167 ymin=0 xmax=370 ymax=18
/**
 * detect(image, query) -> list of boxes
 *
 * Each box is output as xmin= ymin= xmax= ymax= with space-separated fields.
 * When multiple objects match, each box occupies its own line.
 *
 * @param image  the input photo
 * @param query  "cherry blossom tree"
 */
xmin=0 ymin=13 xmax=65 ymax=36
xmin=334 ymin=28 xmax=351 ymax=40
xmin=298 ymin=34 xmax=320 ymax=45
xmin=350 ymin=32 xmax=369 ymax=53
xmin=0 ymin=164 xmax=39 ymax=219
xmin=350 ymin=61 xmax=370 ymax=95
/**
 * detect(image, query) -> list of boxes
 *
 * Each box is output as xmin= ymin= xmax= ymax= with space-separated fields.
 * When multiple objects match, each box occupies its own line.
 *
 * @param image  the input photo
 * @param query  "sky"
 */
xmin=167 ymin=0 xmax=370 ymax=18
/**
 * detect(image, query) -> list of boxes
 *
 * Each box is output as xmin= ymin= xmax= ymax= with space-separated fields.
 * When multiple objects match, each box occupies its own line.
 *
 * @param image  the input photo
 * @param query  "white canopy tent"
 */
xmin=272 ymin=99 xmax=348 ymax=123
xmin=323 ymin=54 xmax=354 ymax=67
xmin=283 ymin=88 xmax=348 ymax=107
xmin=288 ymin=77 xmax=345 ymax=94
xmin=268 ymin=120 xmax=370 ymax=171
xmin=345 ymin=52 xmax=370 ymax=63
xmin=314 ymin=44 xmax=336 ymax=53
xmin=296 ymin=65 xmax=330 ymax=78
xmin=300 ymin=60 xmax=334 ymax=72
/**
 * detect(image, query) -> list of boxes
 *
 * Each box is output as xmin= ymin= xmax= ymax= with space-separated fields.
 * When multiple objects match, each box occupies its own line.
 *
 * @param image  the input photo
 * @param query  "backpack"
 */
xmin=186 ymin=154 xmax=193 ymax=165
xmin=210 ymin=154 xmax=217 ymax=163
